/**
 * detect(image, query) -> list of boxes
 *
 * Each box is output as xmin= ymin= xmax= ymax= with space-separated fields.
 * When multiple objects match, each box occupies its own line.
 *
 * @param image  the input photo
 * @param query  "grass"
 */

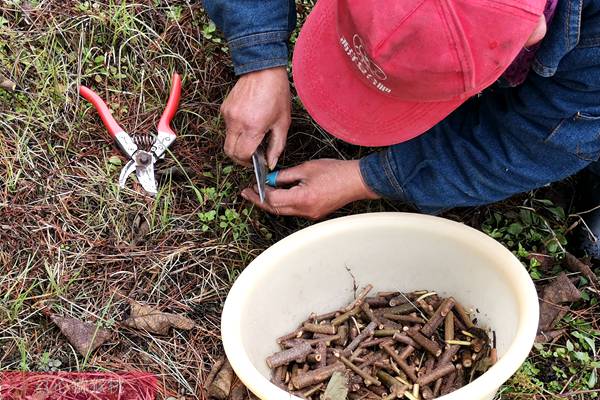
xmin=0 ymin=1 xmax=598 ymax=399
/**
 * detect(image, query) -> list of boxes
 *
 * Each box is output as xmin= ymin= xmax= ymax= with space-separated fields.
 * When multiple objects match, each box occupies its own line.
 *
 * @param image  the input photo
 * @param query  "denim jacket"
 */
xmin=205 ymin=0 xmax=600 ymax=212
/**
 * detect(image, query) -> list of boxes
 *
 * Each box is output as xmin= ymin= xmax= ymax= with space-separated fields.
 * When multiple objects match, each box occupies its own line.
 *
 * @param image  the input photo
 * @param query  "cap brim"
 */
xmin=292 ymin=0 xmax=466 ymax=147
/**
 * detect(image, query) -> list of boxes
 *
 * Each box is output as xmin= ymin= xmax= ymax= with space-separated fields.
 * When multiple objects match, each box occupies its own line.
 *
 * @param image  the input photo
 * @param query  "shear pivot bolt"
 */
xmin=138 ymin=153 xmax=152 ymax=165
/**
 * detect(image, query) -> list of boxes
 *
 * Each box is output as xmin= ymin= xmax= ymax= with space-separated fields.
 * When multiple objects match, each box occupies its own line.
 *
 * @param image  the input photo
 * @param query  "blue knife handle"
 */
xmin=266 ymin=171 xmax=279 ymax=187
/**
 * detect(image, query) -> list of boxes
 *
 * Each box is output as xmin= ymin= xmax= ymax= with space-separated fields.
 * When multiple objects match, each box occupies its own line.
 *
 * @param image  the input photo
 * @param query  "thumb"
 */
xmin=266 ymin=122 xmax=289 ymax=170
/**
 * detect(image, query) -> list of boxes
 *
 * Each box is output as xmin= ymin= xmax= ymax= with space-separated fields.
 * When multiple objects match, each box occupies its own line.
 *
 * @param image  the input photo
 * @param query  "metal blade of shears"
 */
xmin=136 ymin=161 xmax=157 ymax=196
xmin=252 ymin=149 xmax=267 ymax=203
xmin=119 ymin=159 xmax=137 ymax=189
xmin=118 ymin=151 xmax=158 ymax=196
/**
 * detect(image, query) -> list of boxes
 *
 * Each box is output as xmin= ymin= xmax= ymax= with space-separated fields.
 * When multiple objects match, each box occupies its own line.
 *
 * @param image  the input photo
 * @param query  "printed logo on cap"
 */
xmin=340 ymin=34 xmax=392 ymax=94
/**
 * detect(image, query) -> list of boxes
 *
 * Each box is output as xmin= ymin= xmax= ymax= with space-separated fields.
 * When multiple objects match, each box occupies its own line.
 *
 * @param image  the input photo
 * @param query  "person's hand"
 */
xmin=241 ymin=159 xmax=380 ymax=220
xmin=221 ymin=66 xmax=291 ymax=168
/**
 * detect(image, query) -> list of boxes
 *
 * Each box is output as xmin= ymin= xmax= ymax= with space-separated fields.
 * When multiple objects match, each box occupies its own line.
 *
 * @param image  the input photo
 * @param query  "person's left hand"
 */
xmin=241 ymin=159 xmax=380 ymax=220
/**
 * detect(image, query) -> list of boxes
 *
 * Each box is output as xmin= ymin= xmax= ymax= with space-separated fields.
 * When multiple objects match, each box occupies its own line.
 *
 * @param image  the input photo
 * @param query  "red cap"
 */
xmin=292 ymin=0 xmax=546 ymax=146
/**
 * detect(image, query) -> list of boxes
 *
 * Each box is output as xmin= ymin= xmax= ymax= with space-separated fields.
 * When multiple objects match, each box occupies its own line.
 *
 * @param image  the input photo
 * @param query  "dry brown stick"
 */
xmin=376 ymin=303 xmax=416 ymax=316
xmin=273 ymin=365 xmax=286 ymax=384
xmin=378 ymin=291 xmax=401 ymax=298
xmin=338 ymin=355 xmax=381 ymax=386
xmin=433 ymin=378 xmax=443 ymax=397
xmin=204 ymin=356 xmax=226 ymax=390
xmin=389 ymin=294 xmax=410 ymax=307
xmin=407 ymin=329 xmax=442 ymax=357
xmin=453 ymin=301 xmax=475 ymax=329
xmin=378 ymin=318 xmax=402 ymax=330
xmin=361 ymin=302 xmax=380 ymax=326
xmin=306 ymin=334 xmax=342 ymax=346
xmin=417 ymin=364 xmax=456 ymax=386
xmin=376 ymin=370 xmax=403 ymax=390
xmin=422 ymin=385 xmax=434 ymax=400
xmin=345 ymin=321 xmax=377 ymax=354
xmin=332 ymin=306 xmax=361 ymax=326
xmin=310 ymin=310 xmax=339 ymax=322
xmin=437 ymin=344 xmax=460 ymax=366
xmin=266 ymin=342 xmax=313 ymax=369
xmin=303 ymin=322 xmax=336 ymax=335
xmin=374 ymin=329 xmax=401 ymax=337
xmin=490 ymin=348 xmax=498 ymax=365
xmin=344 ymin=284 xmax=374 ymax=312
xmin=381 ymin=343 xmax=418 ymax=383
xmin=291 ymin=362 xmax=345 ymax=390
xmin=277 ymin=329 xmax=304 ymax=344
xmin=444 ymin=312 xmax=455 ymax=342
xmin=359 ymin=352 xmax=387 ymax=369
xmin=421 ymin=297 xmax=455 ymax=337
xmin=301 ymin=382 xmax=324 ymax=398
xmin=383 ymin=313 xmax=426 ymax=324
xmin=336 ymin=323 xmax=349 ymax=346
xmin=440 ymin=369 xmax=457 ymax=396
xmin=365 ymin=296 xmax=389 ymax=308
xmin=317 ymin=342 xmax=327 ymax=368
xmin=360 ymin=338 xmax=390 ymax=348
xmin=461 ymin=350 xmax=473 ymax=368
xmin=392 ymin=332 xmax=420 ymax=348
xmin=398 ymin=345 xmax=415 ymax=360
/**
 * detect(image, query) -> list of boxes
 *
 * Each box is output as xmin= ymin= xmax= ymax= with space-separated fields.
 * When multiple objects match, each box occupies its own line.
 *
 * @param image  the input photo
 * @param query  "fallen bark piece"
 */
xmin=208 ymin=359 xmax=234 ymax=399
xmin=51 ymin=315 xmax=111 ymax=356
xmin=543 ymin=272 xmax=582 ymax=304
xmin=204 ymin=356 xmax=226 ymax=390
xmin=322 ymin=371 xmax=349 ymax=400
xmin=565 ymin=252 xmax=599 ymax=289
xmin=230 ymin=378 xmax=247 ymax=400
xmin=538 ymin=273 xmax=582 ymax=331
xmin=122 ymin=301 xmax=195 ymax=335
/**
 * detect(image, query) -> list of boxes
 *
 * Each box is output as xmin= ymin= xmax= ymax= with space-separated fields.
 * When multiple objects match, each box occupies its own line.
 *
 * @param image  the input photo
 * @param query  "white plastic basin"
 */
xmin=222 ymin=213 xmax=539 ymax=399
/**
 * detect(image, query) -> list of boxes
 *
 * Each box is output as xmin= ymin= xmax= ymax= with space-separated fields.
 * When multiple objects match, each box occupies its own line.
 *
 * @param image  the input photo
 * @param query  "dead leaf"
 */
xmin=538 ymin=273 xmax=582 ymax=331
xmin=0 ymin=76 xmax=16 ymax=92
xmin=51 ymin=315 xmax=111 ymax=356
xmin=122 ymin=301 xmax=195 ymax=335
xmin=565 ymin=252 xmax=599 ymax=290
xmin=323 ymin=372 xmax=348 ymax=400
xmin=208 ymin=359 xmax=234 ymax=400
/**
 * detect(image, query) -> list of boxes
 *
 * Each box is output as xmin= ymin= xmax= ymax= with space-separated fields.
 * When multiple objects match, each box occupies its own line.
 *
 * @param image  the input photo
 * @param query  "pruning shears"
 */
xmin=79 ymin=73 xmax=182 ymax=196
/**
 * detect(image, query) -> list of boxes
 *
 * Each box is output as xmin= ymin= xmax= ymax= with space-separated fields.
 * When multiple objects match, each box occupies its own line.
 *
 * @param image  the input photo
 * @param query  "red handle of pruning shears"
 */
xmin=157 ymin=73 xmax=181 ymax=138
xmin=79 ymin=85 xmax=125 ymax=139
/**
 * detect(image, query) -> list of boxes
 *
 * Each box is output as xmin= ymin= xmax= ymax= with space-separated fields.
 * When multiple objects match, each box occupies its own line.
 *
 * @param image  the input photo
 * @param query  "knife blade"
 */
xmin=252 ymin=149 xmax=268 ymax=203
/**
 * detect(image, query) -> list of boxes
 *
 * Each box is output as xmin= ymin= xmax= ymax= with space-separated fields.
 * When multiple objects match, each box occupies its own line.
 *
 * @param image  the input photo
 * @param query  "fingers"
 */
xmin=272 ymin=163 xmax=308 ymax=186
xmin=266 ymin=119 xmax=290 ymax=170
xmin=223 ymin=122 xmax=263 ymax=166
xmin=241 ymin=187 xmax=297 ymax=216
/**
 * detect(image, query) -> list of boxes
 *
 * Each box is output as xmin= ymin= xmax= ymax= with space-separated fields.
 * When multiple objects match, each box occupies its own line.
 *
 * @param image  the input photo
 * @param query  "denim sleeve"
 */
xmin=203 ymin=0 xmax=296 ymax=75
xmin=360 ymin=76 xmax=600 ymax=214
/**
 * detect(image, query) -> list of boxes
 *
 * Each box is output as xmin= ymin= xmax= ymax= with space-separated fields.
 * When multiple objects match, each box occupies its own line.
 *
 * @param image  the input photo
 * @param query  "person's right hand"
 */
xmin=221 ymin=66 xmax=291 ymax=169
